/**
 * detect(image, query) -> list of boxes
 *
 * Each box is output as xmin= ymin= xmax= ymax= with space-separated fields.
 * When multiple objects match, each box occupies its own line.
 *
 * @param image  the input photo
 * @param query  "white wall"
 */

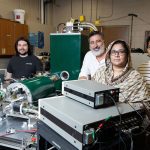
xmin=1 ymin=0 xmax=150 ymax=50
xmin=0 ymin=0 xmax=54 ymax=68
xmin=0 ymin=0 xmax=150 ymax=68
xmin=52 ymin=0 xmax=150 ymax=50
xmin=0 ymin=0 xmax=53 ymax=52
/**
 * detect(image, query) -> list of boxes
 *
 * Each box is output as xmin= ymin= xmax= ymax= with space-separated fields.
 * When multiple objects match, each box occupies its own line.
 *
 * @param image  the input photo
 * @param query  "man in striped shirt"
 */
xmin=138 ymin=61 xmax=150 ymax=95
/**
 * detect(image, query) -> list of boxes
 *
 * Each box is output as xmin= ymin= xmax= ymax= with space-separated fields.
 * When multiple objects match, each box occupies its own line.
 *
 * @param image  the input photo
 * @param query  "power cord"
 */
xmin=120 ymin=135 xmax=128 ymax=150
xmin=106 ymin=94 xmax=122 ymax=150
xmin=120 ymin=92 xmax=144 ymax=121
xmin=120 ymin=92 xmax=149 ymax=135
xmin=48 ymin=146 xmax=56 ymax=150
xmin=120 ymin=92 xmax=150 ymax=149
xmin=107 ymin=94 xmax=122 ymax=126
xmin=121 ymin=130 xmax=133 ymax=150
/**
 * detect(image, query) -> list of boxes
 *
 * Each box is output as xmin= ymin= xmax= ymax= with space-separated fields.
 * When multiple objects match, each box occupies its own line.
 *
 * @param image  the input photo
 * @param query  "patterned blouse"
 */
xmin=93 ymin=64 xmax=149 ymax=104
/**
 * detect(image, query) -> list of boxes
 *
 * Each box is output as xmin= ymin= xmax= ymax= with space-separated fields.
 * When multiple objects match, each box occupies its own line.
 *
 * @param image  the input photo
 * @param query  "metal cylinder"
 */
xmin=7 ymin=76 xmax=55 ymax=106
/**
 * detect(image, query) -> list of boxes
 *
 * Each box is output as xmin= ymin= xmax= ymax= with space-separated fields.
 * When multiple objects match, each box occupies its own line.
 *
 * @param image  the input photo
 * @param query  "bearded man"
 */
xmin=79 ymin=31 xmax=106 ymax=80
xmin=5 ymin=37 xmax=42 ymax=81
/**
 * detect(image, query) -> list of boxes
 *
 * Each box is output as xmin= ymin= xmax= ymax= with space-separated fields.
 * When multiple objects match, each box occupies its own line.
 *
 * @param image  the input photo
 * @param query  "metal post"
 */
xmin=128 ymin=13 xmax=138 ymax=49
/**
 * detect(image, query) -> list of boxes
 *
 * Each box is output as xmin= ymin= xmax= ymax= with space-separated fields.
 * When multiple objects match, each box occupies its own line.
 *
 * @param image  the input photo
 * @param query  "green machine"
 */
xmin=50 ymin=33 xmax=89 ymax=90
xmin=6 ymin=76 xmax=57 ymax=106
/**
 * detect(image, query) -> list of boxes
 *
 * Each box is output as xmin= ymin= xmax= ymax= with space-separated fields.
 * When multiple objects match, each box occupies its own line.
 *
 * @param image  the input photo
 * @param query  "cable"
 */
xmin=48 ymin=146 xmax=55 ymax=150
xmin=120 ymin=92 xmax=144 ymax=121
xmin=97 ymin=137 xmax=127 ymax=150
xmin=107 ymin=94 xmax=122 ymax=150
xmin=122 ymin=130 xmax=133 ymax=150
xmin=127 ymin=102 xmax=144 ymax=121
xmin=101 ymin=13 xmax=150 ymax=26
xmin=120 ymin=135 xmax=128 ymax=150
xmin=107 ymin=94 xmax=122 ymax=125
xmin=137 ymin=16 xmax=150 ymax=26
xmin=122 ymin=131 xmax=133 ymax=150
xmin=102 ymin=15 xmax=128 ymax=23
xmin=120 ymin=92 xmax=150 ymax=143
xmin=101 ymin=13 xmax=150 ymax=27
xmin=96 ymin=116 xmax=112 ymax=133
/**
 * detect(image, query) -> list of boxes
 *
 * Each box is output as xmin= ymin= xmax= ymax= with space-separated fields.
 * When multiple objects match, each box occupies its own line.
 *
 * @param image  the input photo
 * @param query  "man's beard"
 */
xmin=18 ymin=50 xmax=28 ymax=56
xmin=91 ymin=45 xmax=105 ymax=57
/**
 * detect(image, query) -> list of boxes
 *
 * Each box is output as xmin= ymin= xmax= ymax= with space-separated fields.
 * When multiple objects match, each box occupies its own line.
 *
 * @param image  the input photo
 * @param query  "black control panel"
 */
xmin=84 ymin=109 xmax=145 ymax=132
xmin=82 ymin=109 xmax=145 ymax=149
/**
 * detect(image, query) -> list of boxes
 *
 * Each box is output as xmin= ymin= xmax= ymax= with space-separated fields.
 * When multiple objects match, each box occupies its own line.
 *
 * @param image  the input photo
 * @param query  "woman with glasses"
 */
xmin=93 ymin=40 xmax=149 ymax=105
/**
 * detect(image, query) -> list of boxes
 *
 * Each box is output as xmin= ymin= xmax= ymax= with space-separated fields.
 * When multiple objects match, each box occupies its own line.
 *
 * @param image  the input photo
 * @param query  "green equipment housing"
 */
xmin=7 ymin=76 xmax=56 ymax=106
xmin=50 ymin=33 xmax=89 ymax=90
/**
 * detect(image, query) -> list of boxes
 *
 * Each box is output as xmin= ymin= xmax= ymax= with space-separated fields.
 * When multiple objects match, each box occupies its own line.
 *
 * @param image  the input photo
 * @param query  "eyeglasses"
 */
xmin=110 ymin=49 xmax=126 ymax=56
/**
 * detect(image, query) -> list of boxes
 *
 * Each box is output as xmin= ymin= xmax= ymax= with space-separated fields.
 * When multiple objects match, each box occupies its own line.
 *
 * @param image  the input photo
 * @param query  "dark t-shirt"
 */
xmin=7 ymin=55 xmax=43 ymax=79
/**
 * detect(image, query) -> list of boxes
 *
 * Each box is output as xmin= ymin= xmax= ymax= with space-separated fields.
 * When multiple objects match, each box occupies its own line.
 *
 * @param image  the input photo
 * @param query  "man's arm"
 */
xmin=78 ymin=53 xmax=90 ymax=80
xmin=79 ymin=75 xmax=91 ymax=80
xmin=78 ymin=76 xmax=88 ymax=80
